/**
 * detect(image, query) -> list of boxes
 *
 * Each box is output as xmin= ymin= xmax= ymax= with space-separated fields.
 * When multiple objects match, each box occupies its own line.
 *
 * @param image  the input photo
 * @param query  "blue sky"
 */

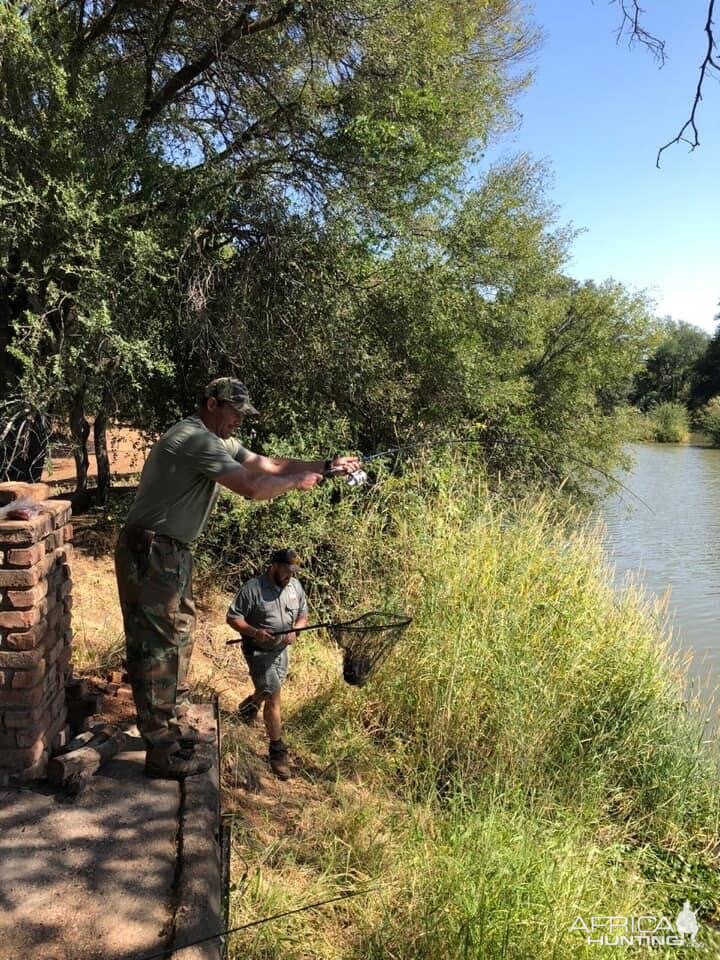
xmin=485 ymin=0 xmax=720 ymax=333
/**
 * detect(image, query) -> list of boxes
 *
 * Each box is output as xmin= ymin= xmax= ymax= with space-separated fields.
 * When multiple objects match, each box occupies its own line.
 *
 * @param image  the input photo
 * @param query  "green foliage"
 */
xmin=696 ymin=396 xmax=720 ymax=446
xmin=690 ymin=318 xmax=720 ymax=407
xmin=193 ymin=157 xmax=653 ymax=496
xmin=0 ymin=2 xmax=655 ymax=497
xmin=615 ymin=404 xmax=655 ymax=442
xmin=0 ymin=1 xmax=534 ymax=408
xmin=631 ymin=318 xmax=710 ymax=410
xmin=649 ymin=402 xmax=690 ymax=443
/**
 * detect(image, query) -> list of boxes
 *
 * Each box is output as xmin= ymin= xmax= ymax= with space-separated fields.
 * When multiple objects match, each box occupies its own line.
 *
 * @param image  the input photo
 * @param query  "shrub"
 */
xmin=697 ymin=396 xmax=720 ymax=446
xmin=649 ymin=402 xmax=689 ymax=443
xmin=618 ymin=404 xmax=654 ymax=442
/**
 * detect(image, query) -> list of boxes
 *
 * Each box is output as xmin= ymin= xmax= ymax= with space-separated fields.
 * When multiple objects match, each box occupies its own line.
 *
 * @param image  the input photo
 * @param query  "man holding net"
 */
xmin=115 ymin=377 xmax=359 ymax=780
xmin=227 ymin=549 xmax=307 ymax=780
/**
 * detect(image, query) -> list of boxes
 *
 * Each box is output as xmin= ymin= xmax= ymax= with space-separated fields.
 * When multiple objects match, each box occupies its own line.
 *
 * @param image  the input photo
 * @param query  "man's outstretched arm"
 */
xmin=240 ymin=451 xmax=361 ymax=477
xmin=217 ymin=465 xmax=321 ymax=500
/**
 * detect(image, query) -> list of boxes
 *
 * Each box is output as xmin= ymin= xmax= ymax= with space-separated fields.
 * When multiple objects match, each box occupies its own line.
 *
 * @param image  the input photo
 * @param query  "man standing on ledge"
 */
xmin=227 ymin=548 xmax=307 ymax=780
xmin=115 ymin=377 xmax=359 ymax=780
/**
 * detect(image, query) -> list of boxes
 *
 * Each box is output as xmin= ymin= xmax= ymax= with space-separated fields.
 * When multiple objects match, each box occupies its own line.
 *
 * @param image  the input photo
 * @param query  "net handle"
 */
xmin=226 ymin=619 xmax=335 ymax=645
xmin=273 ymin=611 xmax=410 ymax=637
xmin=226 ymin=612 xmax=408 ymax=645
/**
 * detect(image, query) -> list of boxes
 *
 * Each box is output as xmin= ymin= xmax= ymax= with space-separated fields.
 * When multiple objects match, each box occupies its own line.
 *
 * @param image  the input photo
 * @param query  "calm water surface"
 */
xmin=600 ymin=443 xmax=720 ymax=708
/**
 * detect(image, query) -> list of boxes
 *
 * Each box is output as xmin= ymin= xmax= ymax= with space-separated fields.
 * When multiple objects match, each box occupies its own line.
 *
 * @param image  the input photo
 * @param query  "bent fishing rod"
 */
xmin=325 ymin=435 xmax=654 ymax=514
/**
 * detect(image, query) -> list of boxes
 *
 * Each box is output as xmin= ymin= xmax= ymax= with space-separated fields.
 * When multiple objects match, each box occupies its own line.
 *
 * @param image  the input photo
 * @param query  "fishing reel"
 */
xmin=346 ymin=468 xmax=368 ymax=487
xmin=324 ymin=466 xmax=369 ymax=487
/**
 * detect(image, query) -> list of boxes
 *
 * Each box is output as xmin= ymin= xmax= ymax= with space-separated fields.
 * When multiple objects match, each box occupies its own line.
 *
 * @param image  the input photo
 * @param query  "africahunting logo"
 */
xmin=570 ymin=901 xmax=703 ymax=948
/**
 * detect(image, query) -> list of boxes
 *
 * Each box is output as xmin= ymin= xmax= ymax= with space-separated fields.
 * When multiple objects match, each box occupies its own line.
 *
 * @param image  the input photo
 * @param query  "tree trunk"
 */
xmin=94 ymin=386 xmax=112 ymax=505
xmin=69 ymin=391 xmax=90 ymax=493
xmin=0 ymin=402 xmax=49 ymax=483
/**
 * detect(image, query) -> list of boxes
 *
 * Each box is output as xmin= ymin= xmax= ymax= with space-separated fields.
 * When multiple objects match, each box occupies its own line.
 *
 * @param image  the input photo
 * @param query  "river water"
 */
xmin=599 ymin=442 xmax=720 ymax=712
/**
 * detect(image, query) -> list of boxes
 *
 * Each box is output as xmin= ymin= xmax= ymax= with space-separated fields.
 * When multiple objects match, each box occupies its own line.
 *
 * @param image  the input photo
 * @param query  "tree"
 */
xmin=0 ymin=2 xmax=655 ymax=500
xmin=631 ymin=318 xmax=710 ymax=410
xmin=0 ymin=0 xmax=536 ymax=494
xmin=189 ymin=155 xmax=653 ymax=491
xmin=690 ymin=315 xmax=720 ymax=406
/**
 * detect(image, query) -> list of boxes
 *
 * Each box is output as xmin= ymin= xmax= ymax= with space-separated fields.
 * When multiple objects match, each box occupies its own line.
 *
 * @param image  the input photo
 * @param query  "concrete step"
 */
xmin=0 ymin=703 xmax=223 ymax=960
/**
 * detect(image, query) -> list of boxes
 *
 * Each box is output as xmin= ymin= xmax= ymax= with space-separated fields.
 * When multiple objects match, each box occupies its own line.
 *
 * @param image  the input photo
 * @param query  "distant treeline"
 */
xmin=628 ymin=318 xmax=720 ymax=444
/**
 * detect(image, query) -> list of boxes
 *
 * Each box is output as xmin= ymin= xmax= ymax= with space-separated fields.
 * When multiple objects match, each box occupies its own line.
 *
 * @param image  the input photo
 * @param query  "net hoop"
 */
xmin=327 ymin=611 xmax=412 ymax=687
xmin=329 ymin=612 xmax=412 ymax=643
xmin=227 ymin=610 xmax=412 ymax=687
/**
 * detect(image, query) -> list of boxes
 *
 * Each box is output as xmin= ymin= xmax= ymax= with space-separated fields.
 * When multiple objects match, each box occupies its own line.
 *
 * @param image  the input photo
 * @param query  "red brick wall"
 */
xmin=0 ymin=488 xmax=73 ymax=783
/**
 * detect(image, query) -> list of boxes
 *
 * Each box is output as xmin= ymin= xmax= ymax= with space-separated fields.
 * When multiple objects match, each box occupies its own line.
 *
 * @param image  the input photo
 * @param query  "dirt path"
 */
xmin=42 ymin=425 xmax=152 ymax=486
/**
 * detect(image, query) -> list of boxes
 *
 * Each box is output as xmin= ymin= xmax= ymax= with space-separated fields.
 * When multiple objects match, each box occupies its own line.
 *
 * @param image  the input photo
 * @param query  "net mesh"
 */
xmin=327 ymin=612 xmax=412 ymax=687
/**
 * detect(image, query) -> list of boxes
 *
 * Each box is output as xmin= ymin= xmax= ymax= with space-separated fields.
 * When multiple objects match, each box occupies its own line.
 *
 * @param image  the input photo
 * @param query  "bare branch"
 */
xmin=611 ymin=0 xmax=719 ymax=163
xmin=70 ymin=0 xmax=135 ymax=55
xmin=136 ymin=1 xmax=298 ymax=132
xmin=656 ymin=0 xmax=719 ymax=165
xmin=614 ymin=0 xmax=666 ymax=63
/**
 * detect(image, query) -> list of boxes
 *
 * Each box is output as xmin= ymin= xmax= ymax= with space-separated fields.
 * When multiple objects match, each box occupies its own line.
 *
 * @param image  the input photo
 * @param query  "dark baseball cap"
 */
xmin=270 ymin=548 xmax=301 ymax=572
xmin=204 ymin=377 xmax=259 ymax=416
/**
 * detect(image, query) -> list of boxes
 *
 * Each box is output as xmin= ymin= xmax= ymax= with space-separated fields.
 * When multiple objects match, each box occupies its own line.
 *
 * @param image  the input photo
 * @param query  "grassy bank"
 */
xmin=624 ymin=404 xmax=691 ymax=443
xmin=220 ymin=466 xmax=720 ymax=959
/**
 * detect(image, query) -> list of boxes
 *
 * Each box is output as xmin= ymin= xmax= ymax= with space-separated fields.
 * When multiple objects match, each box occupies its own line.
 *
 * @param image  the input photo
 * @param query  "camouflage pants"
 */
xmin=114 ymin=534 xmax=196 ymax=747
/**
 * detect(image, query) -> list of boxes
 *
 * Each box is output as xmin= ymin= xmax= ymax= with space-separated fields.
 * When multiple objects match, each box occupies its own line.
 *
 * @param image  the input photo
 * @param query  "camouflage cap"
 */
xmin=204 ymin=377 xmax=259 ymax=416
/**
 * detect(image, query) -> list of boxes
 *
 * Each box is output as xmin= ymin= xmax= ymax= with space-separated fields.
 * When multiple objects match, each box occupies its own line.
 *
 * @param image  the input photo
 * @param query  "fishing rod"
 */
xmin=326 ymin=435 xmax=655 ymax=514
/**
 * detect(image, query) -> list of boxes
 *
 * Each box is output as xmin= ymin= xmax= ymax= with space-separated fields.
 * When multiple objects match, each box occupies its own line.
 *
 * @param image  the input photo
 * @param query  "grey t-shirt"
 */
xmin=125 ymin=415 xmax=249 ymax=543
xmin=228 ymin=573 xmax=308 ymax=650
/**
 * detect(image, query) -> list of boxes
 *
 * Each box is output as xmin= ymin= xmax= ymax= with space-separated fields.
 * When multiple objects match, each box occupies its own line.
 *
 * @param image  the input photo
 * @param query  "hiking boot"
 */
xmin=269 ymin=739 xmax=291 ymax=780
xmin=236 ymin=695 xmax=260 ymax=725
xmin=144 ymin=744 xmax=212 ymax=780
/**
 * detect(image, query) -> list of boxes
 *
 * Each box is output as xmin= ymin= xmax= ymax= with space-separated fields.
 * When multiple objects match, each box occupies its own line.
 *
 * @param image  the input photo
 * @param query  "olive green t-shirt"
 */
xmin=124 ymin=415 xmax=249 ymax=544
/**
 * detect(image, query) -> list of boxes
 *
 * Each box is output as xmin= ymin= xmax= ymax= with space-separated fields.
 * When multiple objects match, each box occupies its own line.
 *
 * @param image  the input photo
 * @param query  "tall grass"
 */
xmin=362 ymin=485 xmax=715 ymax=830
xmin=224 ymin=462 xmax=720 ymax=959
xmin=618 ymin=405 xmax=655 ymax=442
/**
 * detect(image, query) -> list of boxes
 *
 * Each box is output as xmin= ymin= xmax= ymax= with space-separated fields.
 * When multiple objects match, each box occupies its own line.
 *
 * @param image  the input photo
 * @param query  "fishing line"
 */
xmin=332 ymin=435 xmax=655 ymax=515
xmin=134 ymin=887 xmax=376 ymax=960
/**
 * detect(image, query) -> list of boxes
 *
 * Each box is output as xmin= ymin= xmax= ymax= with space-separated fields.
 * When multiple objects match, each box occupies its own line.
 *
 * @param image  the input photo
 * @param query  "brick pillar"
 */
xmin=0 ymin=483 xmax=73 ymax=784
